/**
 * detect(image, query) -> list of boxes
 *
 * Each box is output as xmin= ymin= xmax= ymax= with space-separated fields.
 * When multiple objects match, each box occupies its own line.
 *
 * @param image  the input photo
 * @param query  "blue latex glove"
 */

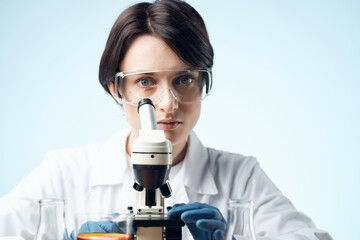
xmin=168 ymin=202 xmax=226 ymax=240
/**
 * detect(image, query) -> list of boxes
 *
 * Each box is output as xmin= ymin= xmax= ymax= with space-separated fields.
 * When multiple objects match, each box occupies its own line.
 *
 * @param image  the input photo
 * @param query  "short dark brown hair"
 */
xmin=99 ymin=0 xmax=214 ymax=93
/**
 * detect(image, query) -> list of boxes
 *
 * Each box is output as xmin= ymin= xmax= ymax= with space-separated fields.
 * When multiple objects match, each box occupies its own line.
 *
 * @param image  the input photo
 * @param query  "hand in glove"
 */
xmin=168 ymin=202 xmax=226 ymax=240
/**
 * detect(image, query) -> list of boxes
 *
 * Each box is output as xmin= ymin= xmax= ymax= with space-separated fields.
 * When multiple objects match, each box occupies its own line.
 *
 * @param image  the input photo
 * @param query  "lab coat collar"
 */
xmin=88 ymin=128 xmax=132 ymax=186
xmin=181 ymin=131 xmax=218 ymax=195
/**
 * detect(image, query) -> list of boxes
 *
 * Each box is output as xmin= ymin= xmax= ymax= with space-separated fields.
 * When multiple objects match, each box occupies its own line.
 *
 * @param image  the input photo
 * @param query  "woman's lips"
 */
xmin=157 ymin=121 xmax=181 ymax=130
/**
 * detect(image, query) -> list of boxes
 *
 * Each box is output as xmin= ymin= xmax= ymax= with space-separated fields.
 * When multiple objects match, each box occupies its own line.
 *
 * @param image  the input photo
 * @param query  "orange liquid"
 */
xmin=76 ymin=233 xmax=130 ymax=240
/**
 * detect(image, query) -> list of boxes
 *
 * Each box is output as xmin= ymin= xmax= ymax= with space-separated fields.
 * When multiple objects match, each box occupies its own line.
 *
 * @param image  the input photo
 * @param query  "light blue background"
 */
xmin=0 ymin=0 xmax=359 ymax=239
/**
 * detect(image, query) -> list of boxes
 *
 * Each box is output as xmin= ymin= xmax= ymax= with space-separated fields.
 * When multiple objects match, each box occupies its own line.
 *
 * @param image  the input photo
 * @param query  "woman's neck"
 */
xmin=126 ymin=130 xmax=188 ymax=166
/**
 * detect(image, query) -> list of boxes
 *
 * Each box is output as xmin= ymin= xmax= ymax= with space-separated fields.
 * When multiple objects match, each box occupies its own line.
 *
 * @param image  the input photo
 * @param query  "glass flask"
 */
xmin=34 ymin=198 xmax=69 ymax=240
xmin=74 ymin=213 xmax=133 ymax=240
xmin=224 ymin=199 xmax=256 ymax=240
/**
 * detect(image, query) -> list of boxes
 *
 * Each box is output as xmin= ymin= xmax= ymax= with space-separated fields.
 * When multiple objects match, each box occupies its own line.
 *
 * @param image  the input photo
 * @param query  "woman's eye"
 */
xmin=178 ymin=77 xmax=193 ymax=85
xmin=138 ymin=79 xmax=152 ymax=87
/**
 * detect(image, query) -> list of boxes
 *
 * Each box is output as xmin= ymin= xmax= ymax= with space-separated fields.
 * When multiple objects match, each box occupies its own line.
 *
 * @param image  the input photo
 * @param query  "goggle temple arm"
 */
xmin=114 ymin=73 xmax=123 ymax=100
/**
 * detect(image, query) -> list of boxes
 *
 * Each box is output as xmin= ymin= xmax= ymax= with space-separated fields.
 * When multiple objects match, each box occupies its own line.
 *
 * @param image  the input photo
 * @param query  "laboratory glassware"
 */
xmin=34 ymin=198 xmax=69 ymax=240
xmin=224 ymin=199 xmax=256 ymax=240
xmin=74 ymin=213 xmax=133 ymax=240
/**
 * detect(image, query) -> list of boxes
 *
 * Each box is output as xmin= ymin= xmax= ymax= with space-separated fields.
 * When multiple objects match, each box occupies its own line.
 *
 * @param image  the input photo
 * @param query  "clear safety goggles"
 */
xmin=114 ymin=68 xmax=213 ymax=106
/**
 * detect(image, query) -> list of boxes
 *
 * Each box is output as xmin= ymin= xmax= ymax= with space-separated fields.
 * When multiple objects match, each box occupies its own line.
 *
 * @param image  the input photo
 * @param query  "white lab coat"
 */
xmin=0 ymin=129 xmax=332 ymax=240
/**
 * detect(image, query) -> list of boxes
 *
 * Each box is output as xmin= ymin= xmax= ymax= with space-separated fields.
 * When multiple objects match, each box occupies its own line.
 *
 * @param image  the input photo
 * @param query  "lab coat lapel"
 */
xmin=182 ymin=131 xmax=218 ymax=196
xmin=89 ymin=128 xmax=132 ymax=186
xmin=167 ymin=131 xmax=218 ymax=206
xmin=166 ymin=185 xmax=189 ymax=206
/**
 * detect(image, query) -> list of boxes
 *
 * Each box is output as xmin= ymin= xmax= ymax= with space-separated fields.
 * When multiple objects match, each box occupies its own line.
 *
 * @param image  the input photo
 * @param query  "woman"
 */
xmin=0 ymin=1 xmax=332 ymax=239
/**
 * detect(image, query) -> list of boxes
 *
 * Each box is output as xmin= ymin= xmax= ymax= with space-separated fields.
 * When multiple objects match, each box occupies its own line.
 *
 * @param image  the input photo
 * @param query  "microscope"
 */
xmin=129 ymin=98 xmax=184 ymax=240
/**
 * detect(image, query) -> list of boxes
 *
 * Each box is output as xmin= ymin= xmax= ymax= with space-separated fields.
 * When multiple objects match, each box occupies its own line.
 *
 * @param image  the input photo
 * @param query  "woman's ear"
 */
xmin=107 ymin=82 xmax=123 ymax=105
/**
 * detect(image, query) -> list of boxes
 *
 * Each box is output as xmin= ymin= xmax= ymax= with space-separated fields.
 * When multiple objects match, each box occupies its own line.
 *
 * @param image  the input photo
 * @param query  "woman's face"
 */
xmin=108 ymin=34 xmax=202 ymax=150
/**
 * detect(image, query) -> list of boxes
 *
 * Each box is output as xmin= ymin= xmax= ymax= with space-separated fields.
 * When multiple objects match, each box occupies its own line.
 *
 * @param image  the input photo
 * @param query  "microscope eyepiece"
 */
xmin=137 ymin=98 xmax=154 ymax=112
xmin=137 ymin=98 xmax=157 ymax=130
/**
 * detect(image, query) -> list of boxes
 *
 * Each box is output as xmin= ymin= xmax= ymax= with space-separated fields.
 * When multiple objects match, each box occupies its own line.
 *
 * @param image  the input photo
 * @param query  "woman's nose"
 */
xmin=157 ymin=88 xmax=178 ymax=112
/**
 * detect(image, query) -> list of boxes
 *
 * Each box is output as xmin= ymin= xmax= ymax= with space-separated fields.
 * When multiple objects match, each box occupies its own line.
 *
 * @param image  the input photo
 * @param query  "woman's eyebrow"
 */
xmin=138 ymin=72 xmax=157 ymax=76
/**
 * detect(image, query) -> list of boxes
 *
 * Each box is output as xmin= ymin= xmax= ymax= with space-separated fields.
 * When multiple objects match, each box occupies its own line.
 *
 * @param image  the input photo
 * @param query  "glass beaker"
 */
xmin=74 ymin=213 xmax=133 ymax=240
xmin=224 ymin=199 xmax=256 ymax=240
xmin=34 ymin=198 xmax=69 ymax=240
